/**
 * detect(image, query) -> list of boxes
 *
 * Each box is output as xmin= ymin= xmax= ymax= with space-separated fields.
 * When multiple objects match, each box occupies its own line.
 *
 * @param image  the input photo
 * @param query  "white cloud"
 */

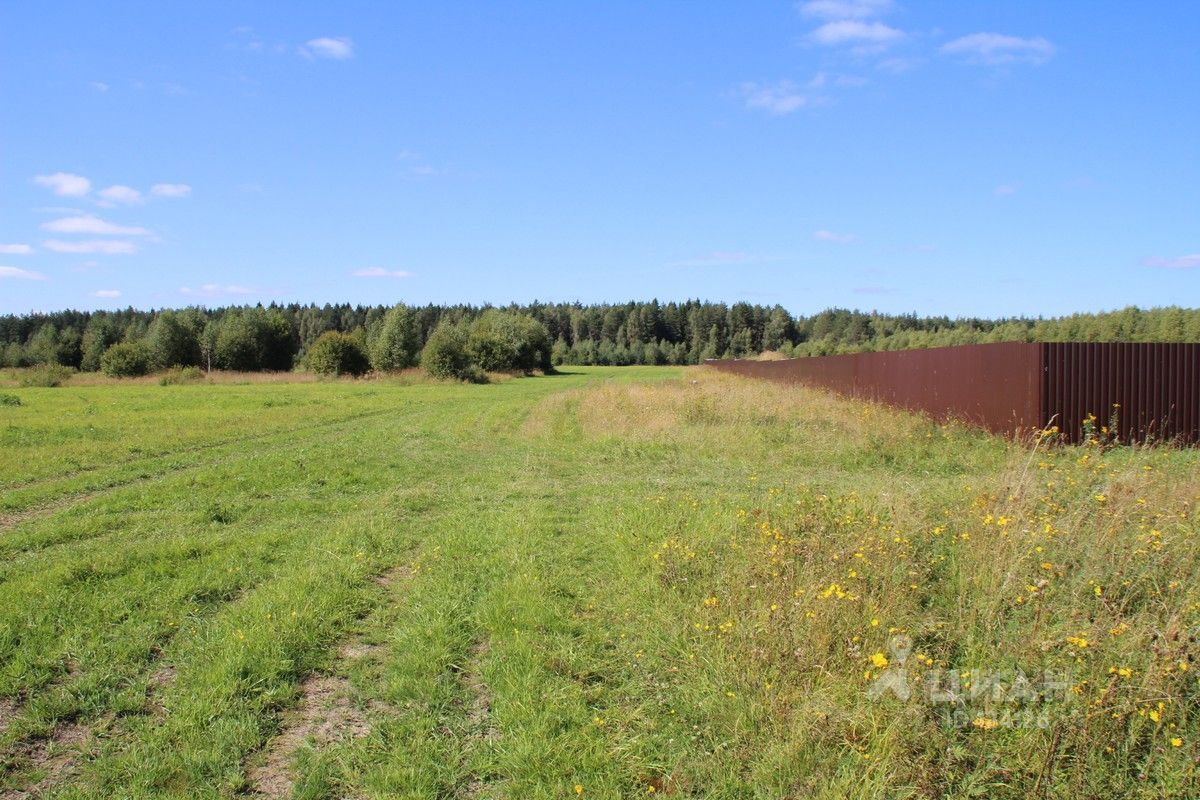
xmin=993 ymin=183 xmax=1019 ymax=196
xmin=813 ymin=72 xmax=867 ymax=88
xmin=150 ymin=183 xmax=192 ymax=198
xmin=97 ymin=185 xmax=143 ymax=205
xmin=179 ymin=284 xmax=258 ymax=297
xmin=942 ymin=33 xmax=1055 ymax=65
xmin=877 ymin=56 xmax=920 ymax=74
xmin=741 ymin=81 xmax=811 ymax=115
xmin=1145 ymin=254 xmax=1200 ymax=270
xmin=353 ymin=267 xmax=415 ymax=278
xmin=302 ymin=37 xmax=354 ymax=60
xmin=89 ymin=81 xmax=110 ymax=93
xmin=798 ymin=0 xmax=892 ymax=20
xmin=42 ymin=215 xmax=151 ymax=236
xmin=0 ymin=244 xmax=33 ymax=255
xmin=43 ymin=239 xmax=138 ymax=254
xmin=811 ymin=20 xmax=904 ymax=47
xmin=0 ymin=266 xmax=47 ymax=280
xmin=814 ymin=229 xmax=856 ymax=243
xmin=93 ymin=289 xmax=122 ymax=298
xmin=33 ymin=172 xmax=92 ymax=197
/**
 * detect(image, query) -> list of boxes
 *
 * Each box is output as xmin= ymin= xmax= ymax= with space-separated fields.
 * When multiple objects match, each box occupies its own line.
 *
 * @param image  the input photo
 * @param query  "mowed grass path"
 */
xmin=1 ymin=367 xmax=1197 ymax=799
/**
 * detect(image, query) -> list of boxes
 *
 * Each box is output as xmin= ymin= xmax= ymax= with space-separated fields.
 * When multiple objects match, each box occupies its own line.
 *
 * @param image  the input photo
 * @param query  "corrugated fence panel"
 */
xmin=707 ymin=342 xmax=1200 ymax=444
xmin=1041 ymin=342 xmax=1200 ymax=444
xmin=706 ymin=342 xmax=1043 ymax=437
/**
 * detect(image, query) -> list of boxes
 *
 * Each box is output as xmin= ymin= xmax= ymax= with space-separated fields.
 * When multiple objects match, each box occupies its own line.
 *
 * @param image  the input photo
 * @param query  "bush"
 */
xmin=26 ymin=323 xmax=82 ymax=368
xmin=0 ymin=393 xmax=21 ymax=406
xmin=421 ymin=322 xmax=473 ymax=380
xmin=466 ymin=311 xmax=552 ymax=373
xmin=101 ymin=342 xmax=153 ymax=377
xmin=370 ymin=304 xmax=421 ymax=371
xmin=159 ymin=366 xmax=206 ymax=385
xmin=80 ymin=314 xmax=121 ymax=372
xmin=19 ymin=363 xmax=74 ymax=387
xmin=306 ymin=331 xmax=371 ymax=376
xmin=213 ymin=308 xmax=297 ymax=371
xmin=147 ymin=310 xmax=203 ymax=368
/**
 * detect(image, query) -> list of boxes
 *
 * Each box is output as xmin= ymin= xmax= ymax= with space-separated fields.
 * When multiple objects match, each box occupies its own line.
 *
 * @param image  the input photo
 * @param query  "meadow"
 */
xmin=0 ymin=366 xmax=1197 ymax=799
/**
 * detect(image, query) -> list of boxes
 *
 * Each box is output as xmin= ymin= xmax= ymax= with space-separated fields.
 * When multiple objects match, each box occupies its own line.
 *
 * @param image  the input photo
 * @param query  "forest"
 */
xmin=1 ymin=301 xmax=1197 ymax=374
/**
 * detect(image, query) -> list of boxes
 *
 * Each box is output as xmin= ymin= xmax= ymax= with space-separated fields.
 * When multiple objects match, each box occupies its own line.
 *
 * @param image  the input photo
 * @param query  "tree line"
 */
xmin=1 ymin=302 xmax=1197 ymax=375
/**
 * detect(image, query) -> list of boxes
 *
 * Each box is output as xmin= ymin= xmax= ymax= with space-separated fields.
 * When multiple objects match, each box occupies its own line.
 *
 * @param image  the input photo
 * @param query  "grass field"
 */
xmin=1 ymin=366 xmax=1197 ymax=799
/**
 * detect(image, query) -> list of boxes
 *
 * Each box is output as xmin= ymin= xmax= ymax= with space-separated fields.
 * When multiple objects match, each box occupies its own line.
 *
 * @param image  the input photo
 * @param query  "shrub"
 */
xmin=306 ymin=331 xmax=371 ymax=376
xmin=159 ymin=366 xmax=206 ymax=385
xmin=80 ymin=314 xmax=121 ymax=372
xmin=147 ymin=310 xmax=202 ymax=368
xmin=370 ymin=304 xmax=421 ymax=371
xmin=1 ymin=342 xmax=34 ymax=368
xmin=26 ymin=323 xmax=82 ymax=368
xmin=101 ymin=342 xmax=153 ymax=377
xmin=421 ymin=321 xmax=473 ymax=380
xmin=19 ymin=363 xmax=74 ymax=387
xmin=466 ymin=310 xmax=552 ymax=373
xmin=0 ymin=393 xmax=21 ymax=406
xmin=213 ymin=308 xmax=297 ymax=371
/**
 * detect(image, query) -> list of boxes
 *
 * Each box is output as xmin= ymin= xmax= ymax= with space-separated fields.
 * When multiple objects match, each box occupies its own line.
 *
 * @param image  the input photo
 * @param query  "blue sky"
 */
xmin=1 ymin=1 xmax=1197 ymax=317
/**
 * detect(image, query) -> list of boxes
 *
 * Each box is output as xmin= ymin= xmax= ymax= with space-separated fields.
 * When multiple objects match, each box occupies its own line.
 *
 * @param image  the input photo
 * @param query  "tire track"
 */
xmin=245 ymin=566 xmax=410 ymax=798
xmin=0 ymin=406 xmax=403 ymax=528
xmin=0 ymin=406 xmax=405 ymax=538
xmin=1 ymin=404 xmax=403 ymax=495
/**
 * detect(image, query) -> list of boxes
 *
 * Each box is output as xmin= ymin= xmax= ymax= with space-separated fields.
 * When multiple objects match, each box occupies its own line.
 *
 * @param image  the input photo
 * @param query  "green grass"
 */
xmin=0 ymin=366 xmax=1197 ymax=798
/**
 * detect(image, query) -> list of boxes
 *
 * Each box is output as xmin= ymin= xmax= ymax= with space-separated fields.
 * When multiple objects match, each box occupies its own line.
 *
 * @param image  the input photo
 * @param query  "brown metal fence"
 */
xmin=705 ymin=342 xmax=1200 ymax=444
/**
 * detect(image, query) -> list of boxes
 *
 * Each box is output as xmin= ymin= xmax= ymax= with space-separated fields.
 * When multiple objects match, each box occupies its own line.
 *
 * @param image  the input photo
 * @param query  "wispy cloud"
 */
xmin=993 ymin=183 xmax=1019 ymax=196
xmin=97 ymin=185 xmax=143 ymax=206
xmin=741 ymin=81 xmax=811 ymax=114
xmin=33 ymin=172 xmax=91 ymax=197
xmin=877 ymin=56 xmax=920 ymax=74
xmin=0 ymin=266 xmax=47 ymax=281
xmin=150 ymin=183 xmax=191 ymax=198
xmin=89 ymin=81 xmax=110 ymax=93
xmin=797 ymin=0 xmax=893 ymax=20
xmin=0 ymin=244 xmax=33 ymax=255
xmin=397 ymin=150 xmax=445 ymax=177
xmin=42 ymin=215 xmax=151 ymax=236
xmin=813 ymin=229 xmax=856 ymax=243
xmin=942 ymin=33 xmax=1055 ymax=65
xmin=301 ymin=37 xmax=354 ymax=60
xmin=180 ymin=284 xmax=259 ymax=298
xmin=811 ymin=20 xmax=904 ymax=48
xmin=809 ymin=71 xmax=867 ymax=88
xmin=43 ymin=239 xmax=138 ymax=255
xmin=92 ymin=289 xmax=122 ymax=298
xmin=1144 ymin=254 xmax=1200 ymax=270
xmin=352 ymin=267 xmax=415 ymax=278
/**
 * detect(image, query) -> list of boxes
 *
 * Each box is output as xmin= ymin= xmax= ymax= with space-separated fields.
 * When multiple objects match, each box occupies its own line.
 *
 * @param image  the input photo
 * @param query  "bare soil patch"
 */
xmin=0 ymin=721 xmax=91 ymax=800
xmin=459 ymin=639 xmax=498 ymax=798
xmin=246 ymin=674 xmax=370 ymax=798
